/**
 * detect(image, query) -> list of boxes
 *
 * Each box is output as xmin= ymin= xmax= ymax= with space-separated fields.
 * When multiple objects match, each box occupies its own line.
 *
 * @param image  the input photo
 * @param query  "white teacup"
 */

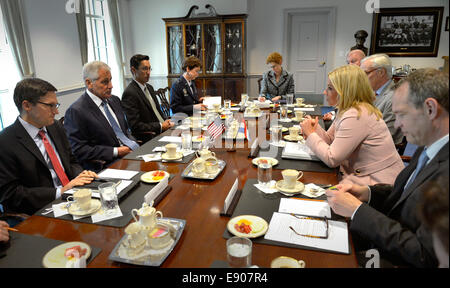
xmin=295 ymin=111 xmax=305 ymax=121
xmin=281 ymin=169 xmax=304 ymax=189
xmin=289 ymin=126 xmax=300 ymax=138
xmin=124 ymin=222 xmax=146 ymax=248
xmin=213 ymin=103 xmax=221 ymax=112
xmin=67 ymin=189 xmax=92 ymax=211
xmin=165 ymin=143 xmax=178 ymax=158
xmin=131 ymin=202 xmax=163 ymax=229
xmin=196 ymin=148 xmax=216 ymax=160
xmin=271 ymin=256 xmax=305 ymax=268
xmin=296 ymin=98 xmax=305 ymax=106
xmin=205 ymin=158 xmax=219 ymax=174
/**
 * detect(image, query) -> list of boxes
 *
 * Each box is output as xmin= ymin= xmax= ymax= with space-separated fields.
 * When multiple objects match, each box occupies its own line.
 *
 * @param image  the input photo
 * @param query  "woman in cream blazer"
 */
xmin=300 ymin=65 xmax=404 ymax=185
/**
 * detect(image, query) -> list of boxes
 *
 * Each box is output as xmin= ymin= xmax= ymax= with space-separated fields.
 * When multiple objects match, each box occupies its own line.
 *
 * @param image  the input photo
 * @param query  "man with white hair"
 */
xmin=360 ymin=54 xmax=403 ymax=145
xmin=64 ymin=61 xmax=139 ymax=171
xmin=346 ymin=49 xmax=366 ymax=66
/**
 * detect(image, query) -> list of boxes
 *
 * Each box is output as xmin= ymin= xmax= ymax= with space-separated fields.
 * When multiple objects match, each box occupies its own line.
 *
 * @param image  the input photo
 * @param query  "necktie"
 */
xmin=144 ymin=87 xmax=165 ymax=123
xmin=404 ymin=148 xmax=429 ymax=191
xmin=38 ymin=130 xmax=70 ymax=186
xmin=101 ymin=100 xmax=139 ymax=150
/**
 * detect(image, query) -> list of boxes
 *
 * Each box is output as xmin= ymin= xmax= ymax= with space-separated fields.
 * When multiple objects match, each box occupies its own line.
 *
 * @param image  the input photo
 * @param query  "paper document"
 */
xmin=158 ymin=136 xmax=182 ymax=143
xmin=98 ymin=168 xmax=139 ymax=180
xmin=279 ymin=198 xmax=331 ymax=218
xmin=203 ymin=96 xmax=222 ymax=109
xmin=264 ymin=212 xmax=349 ymax=254
xmin=282 ymin=142 xmax=320 ymax=161
xmin=64 ymin=180 xmax=133 ymax=199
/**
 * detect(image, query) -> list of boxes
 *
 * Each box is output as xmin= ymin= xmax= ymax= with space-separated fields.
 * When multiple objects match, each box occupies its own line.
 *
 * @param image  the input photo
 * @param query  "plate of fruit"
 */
xmin=140 ymin=170 xmax=169 ymax=183
xmin=227 ymin=215 xmax=269 ymax=238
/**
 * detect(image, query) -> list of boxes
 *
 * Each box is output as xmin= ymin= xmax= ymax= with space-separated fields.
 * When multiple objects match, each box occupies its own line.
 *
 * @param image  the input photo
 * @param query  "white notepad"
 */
xmin=282 ymin=141 xmax=320 ymax=161
xmin=278 ymin=198 xmax=331 ymax=218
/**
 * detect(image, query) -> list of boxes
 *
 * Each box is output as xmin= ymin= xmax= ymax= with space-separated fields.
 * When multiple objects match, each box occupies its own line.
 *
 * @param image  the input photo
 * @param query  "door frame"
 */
xmin=282 ymin=7 xmax=337 ymax=93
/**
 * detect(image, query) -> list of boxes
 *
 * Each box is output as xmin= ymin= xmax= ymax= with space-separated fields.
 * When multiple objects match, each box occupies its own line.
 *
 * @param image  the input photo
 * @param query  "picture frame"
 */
xmin=369 ymin=7 xmax=444 ymax=57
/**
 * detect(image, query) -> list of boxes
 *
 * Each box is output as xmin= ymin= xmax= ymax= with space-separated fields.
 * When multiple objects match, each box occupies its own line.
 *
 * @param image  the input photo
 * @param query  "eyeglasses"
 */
xmin=289 ymin=214 xmax=329 ymax=239
xmin=140 ymin=66 xmax=152 ymax=72
xmin=37 ymin=101 xmax=60 ymax=110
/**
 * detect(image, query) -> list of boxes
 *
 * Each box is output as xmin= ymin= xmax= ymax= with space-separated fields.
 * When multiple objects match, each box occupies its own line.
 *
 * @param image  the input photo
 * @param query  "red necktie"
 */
xmin=38 ymin=130 xmax=70 ymax=186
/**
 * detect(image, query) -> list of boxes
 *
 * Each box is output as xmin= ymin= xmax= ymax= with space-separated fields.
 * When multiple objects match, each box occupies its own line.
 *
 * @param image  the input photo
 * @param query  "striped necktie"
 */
xmin=38 ymin=130 xmax=70 ymax=186
xmin=101 ymin=100 xmax=139 ymax=150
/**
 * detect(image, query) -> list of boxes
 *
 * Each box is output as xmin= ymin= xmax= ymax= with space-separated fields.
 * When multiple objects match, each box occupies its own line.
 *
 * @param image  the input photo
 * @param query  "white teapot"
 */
xmin=131 ymin=202 xmax=163 ymax=229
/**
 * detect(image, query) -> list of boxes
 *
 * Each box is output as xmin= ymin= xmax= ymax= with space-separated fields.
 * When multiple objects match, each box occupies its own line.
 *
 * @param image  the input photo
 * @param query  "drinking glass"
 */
xmin=271 ymin=125 xmax=282 ymax=145
xmin=257 ymin=162 xmax=272 ymax=187
xmin=224 ymin=99 xmax=231 ymax=111
xmin=98 ymin=182 xmax=119 ymax=215
xmin=181 ymin=130 xmax=192 ymax=151
xmin=280 ymin=105 xmax=288 ymax=121
xmin=286 ymin=94 xmax=294 ymax=106
xmin=227 ymin=236 xmax=252 ymax=268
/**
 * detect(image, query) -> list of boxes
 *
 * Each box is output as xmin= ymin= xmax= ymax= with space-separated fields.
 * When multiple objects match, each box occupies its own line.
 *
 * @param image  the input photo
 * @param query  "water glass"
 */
xmin=257 ymin=162 xmax=272 ymax=186
xmin=181 ymin=130 xmax=192 ymax=151
xmin=98 ymin=182 xmax=119 ymax=215
xmin=271 ymin=125 xmax=282 ymax=144
xmin=241 ymin=93 xmax=249 ymax=106
xmin=286 ymin=94 xmax=294 ymax=106
xmin=227 ymin=236 xmax=252 ymax=268
xmin=224 ymin=99 xmax=231 ymax=110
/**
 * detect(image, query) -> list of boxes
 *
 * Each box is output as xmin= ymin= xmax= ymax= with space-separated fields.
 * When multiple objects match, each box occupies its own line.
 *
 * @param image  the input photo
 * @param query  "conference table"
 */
xmin=11 ymin=106 xmax=358 ymax=268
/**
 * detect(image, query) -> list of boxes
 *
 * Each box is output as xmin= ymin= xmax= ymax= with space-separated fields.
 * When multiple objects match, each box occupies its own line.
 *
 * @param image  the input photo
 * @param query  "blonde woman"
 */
xmin=300 ymin=65 xmax=404 ymax=185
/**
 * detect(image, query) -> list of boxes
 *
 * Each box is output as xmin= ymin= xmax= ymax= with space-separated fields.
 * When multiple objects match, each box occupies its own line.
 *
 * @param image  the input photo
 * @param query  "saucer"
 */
xmin=252 ymin=157 xmax=279 ymax=167
xmin=284 ymin=135 xmax=304 ymax=142
xmin=161 ymin=152 xmax=183 ymax=160
xmin=42 ymin=241 xmax=91 ymax=268
xmin=275 ymin=180 xmax=305 ymax=194
xmin=269 ymin=127 xmax=288 ymax=133
xmin=68 ymin=199 xmax=101 ymax=216
xmin=278 ymin=110 xmax=293 ymax=114
xmin=292 ymin=117 xmax=304 ymax=122
xmin=140 ymin=170 xmax=169 ymax=183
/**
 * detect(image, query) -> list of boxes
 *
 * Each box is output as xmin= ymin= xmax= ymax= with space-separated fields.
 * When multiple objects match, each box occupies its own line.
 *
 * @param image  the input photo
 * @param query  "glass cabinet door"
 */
xmin=204 ymin=23 xmax=223 ymax=74
xmin=167 ymin=25 xmax=183 ymax=74
xmin=224 ymin=22 xmax=243 ymax=74
xmin=185 ymin=24 xmax=203 ymax=72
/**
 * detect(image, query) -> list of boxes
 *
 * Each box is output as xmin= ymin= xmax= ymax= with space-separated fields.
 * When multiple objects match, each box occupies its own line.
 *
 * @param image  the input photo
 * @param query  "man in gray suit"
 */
xmin=361 ymin=54 xmax=403 ymax=144
xmin=325 ymin=68 xmax=448 ymax=267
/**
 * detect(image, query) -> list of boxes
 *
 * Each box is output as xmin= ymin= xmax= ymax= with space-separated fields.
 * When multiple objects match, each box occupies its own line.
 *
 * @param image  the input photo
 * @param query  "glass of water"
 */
xmin=257 ymin=162 xmax=272 ymax=187
xmin=286 ymin=94 xmax=294 ymax=106
xmin=271 ymin=125 xmax=282 ymax=145
xmin=227 ymin=236 xmax=252 ymax=268
xmin=181 ymin=129 xmax=192 ymax=151
xmin=98 ymin=182 xmax=119 ymax=215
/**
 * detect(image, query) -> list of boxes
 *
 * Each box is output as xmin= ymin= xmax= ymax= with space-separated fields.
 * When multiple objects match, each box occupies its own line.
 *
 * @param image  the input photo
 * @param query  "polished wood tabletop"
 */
xmin=15 ymin=112 xmax=358 ymax=268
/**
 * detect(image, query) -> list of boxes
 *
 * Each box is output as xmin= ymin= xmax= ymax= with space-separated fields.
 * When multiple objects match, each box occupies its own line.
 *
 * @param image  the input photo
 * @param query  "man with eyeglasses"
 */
xmin=122 ymin=54 xmax=174 ymax=143
xmin=64 ymin=61 xmax=139 ymax=171
xmin=0 ymin=78 xmax=97 ymax=219
xmin=360 ymin=54 xmax=403 ymax=145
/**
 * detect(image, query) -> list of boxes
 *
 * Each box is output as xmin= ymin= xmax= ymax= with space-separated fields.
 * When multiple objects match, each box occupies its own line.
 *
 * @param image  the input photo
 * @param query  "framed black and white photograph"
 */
xmin=370 ymin=7 xmax=444 ymax=57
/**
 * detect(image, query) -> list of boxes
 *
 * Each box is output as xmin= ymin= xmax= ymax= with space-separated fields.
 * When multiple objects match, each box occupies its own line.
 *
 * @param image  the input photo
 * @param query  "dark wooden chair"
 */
xmin=257 ymin=77 xmax=262 ymax=94
xmin=155 ymin=87 xmax=171 ymax=119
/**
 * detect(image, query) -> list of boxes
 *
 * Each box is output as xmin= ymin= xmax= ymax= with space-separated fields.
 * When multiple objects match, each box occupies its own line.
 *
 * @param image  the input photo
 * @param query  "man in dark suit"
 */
xmin=325 ymin=68 xmax=449 ymax=267
xmin=0 ymin=78 xmax=97 ymax=216
xmin=122 ymin=54 xmax=174 ymax=143
xmin=64 ymin=61 xmax=139 ymax=171
xmin=170 ymin=56 xmax=207 ymax=116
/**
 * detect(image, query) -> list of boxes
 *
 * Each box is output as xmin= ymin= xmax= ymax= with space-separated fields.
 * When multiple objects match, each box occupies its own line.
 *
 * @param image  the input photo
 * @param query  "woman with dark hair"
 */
xmin=170 ymin=56 xmax=207 ymax=116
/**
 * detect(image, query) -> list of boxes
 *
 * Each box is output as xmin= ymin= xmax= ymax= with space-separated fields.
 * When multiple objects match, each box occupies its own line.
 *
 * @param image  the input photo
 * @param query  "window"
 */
xmin=0 ymin=5 xmax=21 ymax=130
xmin=85 ymin=0 xmax=121 ymax=95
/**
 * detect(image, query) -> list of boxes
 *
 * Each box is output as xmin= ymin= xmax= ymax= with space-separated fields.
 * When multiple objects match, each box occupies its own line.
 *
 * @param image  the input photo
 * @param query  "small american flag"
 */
xmin=207 ymin=117 xmax=225 ymax=140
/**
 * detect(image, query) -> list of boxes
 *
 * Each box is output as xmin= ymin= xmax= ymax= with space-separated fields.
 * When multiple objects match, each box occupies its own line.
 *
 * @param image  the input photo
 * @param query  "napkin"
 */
xmin=301 ymin=184 xmax=326 ymax=198
xmin=254 ymin=180 xmax=278 ymax=194
xmin=139 ymin=153 xmax=162 ymax=162
xmin=51 ymin=202 xmax=70 ymax=217
xmin=91 ymin=206 xmax=123 ymax=223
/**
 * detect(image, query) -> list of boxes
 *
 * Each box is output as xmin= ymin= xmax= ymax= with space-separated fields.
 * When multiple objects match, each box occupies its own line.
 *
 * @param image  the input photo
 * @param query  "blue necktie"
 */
xmin=101 ymin=100 xmax=139 ymax=150
xmin=404 ymin=148 xmax=429 ymax=191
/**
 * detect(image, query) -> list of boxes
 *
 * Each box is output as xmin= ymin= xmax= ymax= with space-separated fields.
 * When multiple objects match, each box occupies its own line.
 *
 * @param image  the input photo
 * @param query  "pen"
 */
xmin=7 ymin=227 xmax=18 ymax=232
xmin=328 ymin=185 xmax=339 ymax=191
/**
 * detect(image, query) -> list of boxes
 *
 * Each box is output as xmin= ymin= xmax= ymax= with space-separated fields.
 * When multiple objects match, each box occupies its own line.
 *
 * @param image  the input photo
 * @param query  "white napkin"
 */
xmin=301 ymin=184 xmax=326 ymax=198
xmin=139 ymin=153 xmax=162 ymax=162
xmin=254 ymin=180 xmax=278 ymax=194
xmin=51 ymin=202 xmax=70 ymax=217
xmin=91 ymin=206 xmax=123 ymax=223
xmin=279 ymin=118 xmax=292 ymax=123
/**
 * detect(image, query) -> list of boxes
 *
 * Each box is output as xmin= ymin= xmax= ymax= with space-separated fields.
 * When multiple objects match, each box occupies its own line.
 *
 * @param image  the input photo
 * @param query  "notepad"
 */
xmin=279 ymin=198 xmax=331 ymax=218
xmin=98 ymin=168 xmax=139 ymax=180
xmin=282 ymin=141 xmax=320 ymax=161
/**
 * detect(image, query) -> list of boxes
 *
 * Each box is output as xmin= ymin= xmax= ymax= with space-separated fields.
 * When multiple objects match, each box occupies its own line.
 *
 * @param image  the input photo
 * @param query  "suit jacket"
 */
xmin=260 ymin=69 xmax=295 ymax=100
xmin=0 ymin=119 xmax=83 ymax=215
xmin=122 ymin=81 xmax=167 ymax=143
xmin=351 ymin=142 xmax=449 ymax=267
xmin=306 ymin=106 xmax=404 ymax=186
xmin=170 ymin=75 xmax=200 ymax=116
xmin=64 ymin=92 xmax=135 ymax=171
xmin=374 ymin=80 xmax=404 ymax=145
